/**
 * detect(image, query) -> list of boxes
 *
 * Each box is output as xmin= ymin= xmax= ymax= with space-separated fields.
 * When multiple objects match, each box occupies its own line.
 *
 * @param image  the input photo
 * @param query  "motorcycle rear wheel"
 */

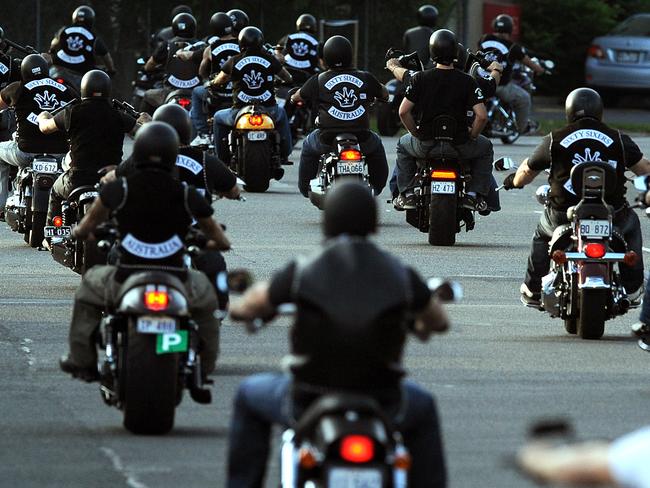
xmin=28 ymin=211 xmax=46 ymax=248
xmin=577 ymin=289 xmax=607 ymax=340
xmin=428 ymin=193 xmax=457 ymax=246
xmin=241 ymin=139 xmax=271 ymax=193
xmin=564 ymin=318 xmax=577 ymax=334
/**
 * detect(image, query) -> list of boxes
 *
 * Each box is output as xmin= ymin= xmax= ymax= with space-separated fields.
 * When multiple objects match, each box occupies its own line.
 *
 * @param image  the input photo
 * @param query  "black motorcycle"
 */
xmin=131 ymin=56 xmax=164 ymax=111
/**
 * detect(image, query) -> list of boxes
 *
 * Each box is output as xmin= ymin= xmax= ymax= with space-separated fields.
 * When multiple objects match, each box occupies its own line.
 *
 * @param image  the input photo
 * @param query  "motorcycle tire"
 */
xmin=241 ymin=139 xmax=271 ymax=193
xmin=81 ymin=240 xmax=104 ymax=275
xmin=500 ymin=132 xmax=520 ymax=145
xmin=376 ymin=103 xmax=400 ymax=137
xmin=564 ymin=318 xmax=577 ymax=334
xmin=577 ymin=289 xmax=607 ymax=340
xmin=28 ymin=211 xmax=46 ymax=248
xmin=123 ymin=323 xmax=179 ymax=435
xmin=428 ymin=193 xmax=457 ymax=246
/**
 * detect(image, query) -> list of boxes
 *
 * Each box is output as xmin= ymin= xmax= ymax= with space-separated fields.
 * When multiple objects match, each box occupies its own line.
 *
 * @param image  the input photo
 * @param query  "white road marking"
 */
xmin=100 ymin=447 xmax=150 ymax=488
xmin=643 ymin=247 xmax=650 ymax=253
xmin=0 ymin=298 xmax=73 ymax=305
xmin=20 ymin=338 xmax=35 ymax=368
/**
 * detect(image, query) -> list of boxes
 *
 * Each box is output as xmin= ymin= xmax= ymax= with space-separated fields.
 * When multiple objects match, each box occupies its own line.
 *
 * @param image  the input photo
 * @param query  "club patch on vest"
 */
xmin=212 ymin=43 xmax=239 ymax=57
xmin=64 ymin=26 xmax=94 ymax=40
xmin=237 ymin=90 xmax=272 ymax=103
xmin=559 ymin=129 xmax=614 ymax=148
xmin=285 ymin=55 xmax=311 ymax=69
xmin=327 ymin=105 xmax=366 ymax=121
xmin=56 ymin=51 xmax=86 ymax=64
xmin=0 ymin=63 xmax=8 ymax=75
xmin=121 ymin=234 xmax=184 ymax=259
xmin=25 ymin=78 xmax=67 ymax=91
xmin=235 ymin=56 xmax=271 ymax=70
xmin=167 ymin=75 xmax=200 ymax=88
xmin=324 ymin=74 xmax=364 ymax=90
xmin=176 ymin=155 xmax=203 ymax=175
xmin=480 ymin=40 xmax=509 ymax=54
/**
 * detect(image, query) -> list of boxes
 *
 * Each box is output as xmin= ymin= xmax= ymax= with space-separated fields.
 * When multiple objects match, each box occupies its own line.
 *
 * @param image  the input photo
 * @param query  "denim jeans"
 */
xmin=190 ymin=86 xmax=209 ymax=135
xmin=298 ymin=129 xmax=388 ymax=197
xmin=213 ymin=105 xmax=292 ymax=162
xmin=227 ymin=372 xmax=447 ymax=488
xmin=524 ymin=206 xmax=644 ymax=293
xmin=0 ymin=140 xmax=36 ymax=209
xmin=496 ymin=82 xmax=531 ymax=132
xmin=395 ymin=133 xmax=494 ymax=197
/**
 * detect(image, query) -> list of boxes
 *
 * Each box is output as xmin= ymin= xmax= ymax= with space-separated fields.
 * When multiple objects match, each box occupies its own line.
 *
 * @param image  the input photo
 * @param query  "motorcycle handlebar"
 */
xmin=2 ymin=38 xmax=38 ymax=56
xmin=466 ymin=49 xmax=493 ymax=71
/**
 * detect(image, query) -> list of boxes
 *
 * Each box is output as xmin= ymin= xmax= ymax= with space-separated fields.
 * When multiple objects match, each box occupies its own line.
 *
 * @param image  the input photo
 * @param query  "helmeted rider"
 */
xmin=150 ymin=4 xmax=193 ymax=53
xmin=228 ymin=181 xmax=448 ymax=487
xmin=190 ymin=12 xmax=240 ymax=146
xmin=502 ymin=88 xmax=650 ymax=307
xmin=403 ymin=4 xmax=438 ymax=67
xmin=36 ymin=69 xmax=149 ymax=230
xmin=227 ymin=9 xmax=250 ymax=37
xmin=478 ymin=14 xmax=545 ymax=135
xmin=141 ymin=12 xmax=201 ymax=114
xmin=393 ymin=29 xmax=494 ymax=212
xmin=0 ymin=27 xmax=21 ymax=152
xmin=276 ymin=13 xmax=322 ymax=85
xmin=291 ymin=35 xmax=389 ymax=197
xmin=0 ymin=54 xmax=73 ymax=212
xmin=211 ymin=26 xmax=293 ymax=169
xmin=59 ymin=121 xmax=230 ymax=383
xmin=49 ymin=6 xmax=115 ymax=90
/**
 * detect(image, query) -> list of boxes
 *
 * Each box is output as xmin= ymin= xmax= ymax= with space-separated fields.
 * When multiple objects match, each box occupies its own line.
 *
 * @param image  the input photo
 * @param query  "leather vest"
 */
xmin=55 ymin=25 xmax=96 ymax=72
xmin=478 ymin=34 xmax=514 ymax=83
xmin=164 ymin=37 xmax=201 ymax=89
xmin=316 ymin=69 xmax=372 ymax=130
xmin=175 ymin=147 xmax=210 ymax=201
xmin=230 ymin=51 xmax=277 ymax=106
xmin=284 ymin=32 xmax=320 ymax=72
xmin=0 ymin=54 xmax=16 ymax=90
xmin=209 ymin=39 xmax=240 ymax=99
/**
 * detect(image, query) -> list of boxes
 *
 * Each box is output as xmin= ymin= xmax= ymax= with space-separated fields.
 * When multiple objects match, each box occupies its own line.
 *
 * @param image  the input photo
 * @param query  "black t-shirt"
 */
xmin=403 ymin=25 xmax=434 ymax=66
xmin=405 ymin=67 xmax=484 ymax=143
xmin=300 ymin=68 xmax=384 ymax=132
xmin=477 ymin=34 xmax=526 ymax=85
xmin=53 ymin=99 xmax=135 ymax=184
xmin=51 ymin=25 xmax=108 ymax=73
xmin=222 ymin=50 xmax=283 ymax=107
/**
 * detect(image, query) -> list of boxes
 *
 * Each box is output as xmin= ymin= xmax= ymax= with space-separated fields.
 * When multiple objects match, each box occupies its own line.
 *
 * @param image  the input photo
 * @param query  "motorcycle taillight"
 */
xmin=144 ymin=290 xmax=169 ymax=311
xmin=584 ymin=242 xmax=606 ymax=259
xmin=177 ymin=98 xmax=191 ymax=109
xmin=339 ymin=435 xmax=374 ymax=463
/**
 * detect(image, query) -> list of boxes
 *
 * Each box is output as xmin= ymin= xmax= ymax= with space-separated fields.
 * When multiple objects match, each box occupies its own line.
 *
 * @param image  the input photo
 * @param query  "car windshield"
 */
xmin=610 ymin=15 xmax=650 ymax=36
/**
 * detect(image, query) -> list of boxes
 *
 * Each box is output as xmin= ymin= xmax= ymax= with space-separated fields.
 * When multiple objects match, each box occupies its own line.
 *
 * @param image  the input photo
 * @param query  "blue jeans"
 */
xmin=0 ymin=140 xmax=37 ymax=209
xmin=227 ymin=372 xmax=447 ymax=488
xmin=190 ymin=86 xmax=208 ymax=135
xmin=213 ymin=105 xmax=292 ymax=161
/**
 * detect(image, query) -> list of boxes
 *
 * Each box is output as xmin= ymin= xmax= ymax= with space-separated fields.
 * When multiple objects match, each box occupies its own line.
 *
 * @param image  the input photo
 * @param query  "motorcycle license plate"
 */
xmin=32 ymin=161 xmax=58 ymax=173
xmin=247 ymin=131 xmax=267 ymax=141
xmin=337 ymin=162 xmax=364 ymax=175
xmin=579 ymin=220 xmax=611 ymax=238
xmin=44 ymin=226 xmax=71 ymax=238
xmin=136 ymin=316 xmax=177 ymax=334
xmin=328 ymin=468 xmax=382 ymax=488
xmin=431 ymin=181 xmax=456 ymax=194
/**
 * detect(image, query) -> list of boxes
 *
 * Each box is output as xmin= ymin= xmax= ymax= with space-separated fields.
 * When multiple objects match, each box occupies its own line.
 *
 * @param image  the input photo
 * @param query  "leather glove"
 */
xmin=503 ymin=173 xmax=519 ymax=190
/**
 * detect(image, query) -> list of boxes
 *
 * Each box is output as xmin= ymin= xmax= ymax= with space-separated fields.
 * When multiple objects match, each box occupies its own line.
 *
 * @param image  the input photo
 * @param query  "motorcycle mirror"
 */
xmin=427 ymin=278 xmax=463 ymax=303
xmin=645 ymin=207 xmax=650 ymax=218
xmin=227 ymin=269 xmax=254 ymax=294
xmin=544 ymin=60 xmax=555 ymax=70
xmin=136 ymin=57 xmax=145 ymax=65
xmin=494 ymin=157 xmax=517 ymax=171
xmin=535 ymin=185 xmax=550 ymax=206
xmin=633 ymin=175 xmax=649 ymax=192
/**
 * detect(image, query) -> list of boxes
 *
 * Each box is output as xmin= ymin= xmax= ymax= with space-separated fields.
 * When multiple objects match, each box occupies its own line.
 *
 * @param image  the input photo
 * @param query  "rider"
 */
xmin=49 ymin=6 xmax=115 ymax=89
xmin=227 ymin=9 xmax=250 ymax=37
xmin=393 ymin=29 xmax=493 ymax=212
xmin=59 ymin=122 xmax=230 ymax=382
xmin=276 ymin=14 xmax=322 ymax=85
xmin=228 ymin=181 xmax=448 ymax=487
xmin=291 ymin=35 xmax=389 ymax=197
xmin=502 ymin=88 xmax=650 ymax=307
xmin=36 ymin=69 xmax=149 ymax=229
xmin=190 ymin=12 xmax=240 ymax=146
xmin=403 ymin=4 xmax=438 ymax=67
xmin=478 ymin=14 xmax=545 ymax=135
xmin=0 ymin=54 xmax=73 ymax=213
xmin=141 ymin=12 xmax=201 ymax=114
xmin=211 ymin=26 xmax=293 ymax=168
xmin=150 ymin=5 xmax=193 ymax=53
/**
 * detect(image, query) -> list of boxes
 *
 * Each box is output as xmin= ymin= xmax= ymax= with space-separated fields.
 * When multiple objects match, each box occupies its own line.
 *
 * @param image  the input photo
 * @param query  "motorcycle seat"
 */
xmin=334 ymin=133 xmax=359 ymax=146
xmin=320 ymin=129 xmax=370 ymax=146
xmin=116 ymin=270 xmax=188 ymax=302
xmin=569 ymin=161 xmax=617 ymax=200
xmin=67 ymin=185 xmax=97 ymax=203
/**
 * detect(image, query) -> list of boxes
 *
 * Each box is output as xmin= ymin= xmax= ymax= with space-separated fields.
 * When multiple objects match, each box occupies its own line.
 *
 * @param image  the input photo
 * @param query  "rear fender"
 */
xmin=579 ymin=262 xmax=611 ymax=289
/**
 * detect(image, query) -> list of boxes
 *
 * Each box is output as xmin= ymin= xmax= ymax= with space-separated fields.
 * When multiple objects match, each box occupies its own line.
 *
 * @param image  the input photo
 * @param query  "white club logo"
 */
xmin=34 ymin=91 xmax=60 ymax=111
xmin=243 ymin=70 xmax=264 ymax=90
xmin=292 ymin=42 xmax=310 ymax=57
xmin=572 ymin=147 xmax=601 ymax=166
xmin=333 ymin=87 xmax=358 ymax=108
xmin=66 ymin=35 xmax=85 ymax=52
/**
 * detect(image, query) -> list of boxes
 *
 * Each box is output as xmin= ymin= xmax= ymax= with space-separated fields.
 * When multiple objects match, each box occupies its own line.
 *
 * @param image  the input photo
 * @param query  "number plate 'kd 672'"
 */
xmin=579 ymin=220 xmax=611 ymax=238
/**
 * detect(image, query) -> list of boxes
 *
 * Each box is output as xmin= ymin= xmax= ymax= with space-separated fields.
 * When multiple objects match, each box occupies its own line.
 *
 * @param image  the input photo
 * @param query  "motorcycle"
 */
xmin=131 ymin=56 xmax=164 ymax=111
xmin=537 ymin=161 xmax=636 ymax=339
xmin=511 ymin=56 xmax=555 ymax=95
xmin=5 ymin=154 xmax=63 ymax=247
xmin=276 ymin=78 xmax=315 ymax=142
xmin=308 ymin=133 xmax=370 ymax=210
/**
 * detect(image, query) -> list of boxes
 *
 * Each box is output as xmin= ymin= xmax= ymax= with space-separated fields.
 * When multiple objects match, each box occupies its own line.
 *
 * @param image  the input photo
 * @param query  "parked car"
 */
xmin=585 ymin=13 xmax=650 ymax=100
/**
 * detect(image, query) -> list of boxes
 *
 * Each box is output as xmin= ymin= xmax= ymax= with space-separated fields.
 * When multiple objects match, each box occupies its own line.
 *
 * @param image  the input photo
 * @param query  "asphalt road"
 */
xmin=2 ymin=134 xmax=650 ymax=488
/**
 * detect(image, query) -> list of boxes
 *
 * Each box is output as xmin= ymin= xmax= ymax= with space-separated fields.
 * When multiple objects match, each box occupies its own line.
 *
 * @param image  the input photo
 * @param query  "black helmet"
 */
xmin=80 ymin=70 xmax=111 ymax=99
xmin=454 ymin=42 xmax=468 ymax=71
xmin=323 ymin=182 xmax=377 ymax=238
xmin=171 ymin=4 xmax=192 ymax=20
xmin=417 ymin=5 xmax=439 ymax=28
xmin=296 ymin=13 xmax=317 ymax=33
xmin=20 ymin=54 xmax=48 ymax=82
xmin=227 ymin=9 xmax=249 ymax=34
xmin=72 ymin=5 xmax=95 ymax=28
xmin=323 ymin=35 xmax=353 ymax=68
xmin=133 ymin=122 xmax=179 ymax=171
xmin=493 ymin=14 xmax=514 ymax=34
xmin=238 ymin=26 xmax=264 ymax=51
xmin=172 ymin=12 xmax=197 ymax=38
xmin=153 ymin=104 xmax=192 ymax=146
xmin=565 ymin=88 xmax=603 ymax=123
xmin=429 ymin=29 xmax=457 ymax=65
xmin=209 ymin=12 xmax=234 ymax=38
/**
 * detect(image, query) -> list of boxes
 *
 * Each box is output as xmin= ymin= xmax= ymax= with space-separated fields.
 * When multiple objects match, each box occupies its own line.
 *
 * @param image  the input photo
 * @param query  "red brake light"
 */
xmin=249 ymin=114 xmax=264 ymax=126
xmin=584 ymin=243 xmax=606 ymax=259
xmin=340 ymin=435 xmax=374 ymax=463
xmin=431 ymin=170 xmax=457 ymax=180
xmin=53 ymin=216 xmax=63 ymax=228
xmin=56 ymin=78 xmax=66 ymax=84
xmin=177 ymin=98 xmax=191 ymax=109
xmin=340 ymin=149 xmax=362 ymax=161
xmin=587 ymin=45 xmax=605 ymax=59
xmin=144 ymin=290 xmax=169 ymax=311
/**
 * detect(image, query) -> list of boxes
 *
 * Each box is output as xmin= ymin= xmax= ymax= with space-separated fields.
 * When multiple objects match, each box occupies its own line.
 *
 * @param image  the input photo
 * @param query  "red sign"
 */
xmin=483 ymin=2 xmax=522 ymax=41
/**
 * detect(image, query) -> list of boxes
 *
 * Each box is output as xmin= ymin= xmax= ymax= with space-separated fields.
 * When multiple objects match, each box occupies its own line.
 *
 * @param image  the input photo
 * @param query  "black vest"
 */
xmin=164 ymin=37 xmax=201 ymax=89
xmin=549 ymin=119 xmax=627 ymax=210
xmin=230 ymin=51 xmax=277 ymax=107
xmin=0 ymin=54 xmax=17 ymax=90
xmin=284 ymin=32 xmax=320 ymax=73
xmin=316 ymin=69 xmax=373 ymax=131
xmin=289 ymin=237 xmax=412 ymax=389
xmin=115 ymin=171 xmax=193 ymax=267
xmin=175 ymin=147 xmax=210 ymax=201
xmin=209 ymin=39 xmax=240 ymax=100
xmin=54 ymin=25 xmax=97 ymax=73
xmin=15 ymin=78 xmax=72 ymax=153
xmin=478 ymin=34 xmax=514 ymax=84
xmin=403 ymin=26 xmax=434 ymax=66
